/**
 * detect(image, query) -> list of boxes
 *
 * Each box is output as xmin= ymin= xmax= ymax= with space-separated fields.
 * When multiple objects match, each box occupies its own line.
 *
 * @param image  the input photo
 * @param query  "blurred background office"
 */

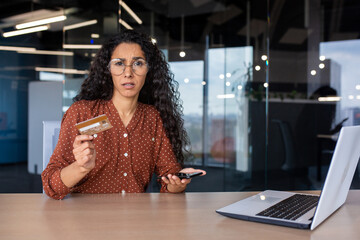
xmin=1 ymin=0 xmax=360 ymax=193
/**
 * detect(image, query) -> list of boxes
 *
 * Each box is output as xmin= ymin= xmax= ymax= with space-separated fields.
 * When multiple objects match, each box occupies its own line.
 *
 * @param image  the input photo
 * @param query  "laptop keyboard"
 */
xmin=256 ymin=194 xmax=319 ymax=220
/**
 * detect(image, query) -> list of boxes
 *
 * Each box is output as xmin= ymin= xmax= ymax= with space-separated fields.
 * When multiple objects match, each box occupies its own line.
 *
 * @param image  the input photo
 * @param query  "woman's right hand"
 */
xmin=72 ymin=135 xmax=96 ymax=173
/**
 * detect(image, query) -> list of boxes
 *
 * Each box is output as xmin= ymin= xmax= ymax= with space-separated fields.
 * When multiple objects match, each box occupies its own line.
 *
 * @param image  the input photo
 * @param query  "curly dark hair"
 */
xmin=74 ymin=30 xmax=189 ymax=165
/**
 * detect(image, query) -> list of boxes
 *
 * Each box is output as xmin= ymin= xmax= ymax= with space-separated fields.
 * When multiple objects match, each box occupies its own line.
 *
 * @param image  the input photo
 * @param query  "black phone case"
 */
xmin=176 ymin=172 xmax=202 ymax=179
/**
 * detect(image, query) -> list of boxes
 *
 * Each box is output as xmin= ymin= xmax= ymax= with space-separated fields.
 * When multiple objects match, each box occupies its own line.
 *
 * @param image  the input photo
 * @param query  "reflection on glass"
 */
xmin=169 ymin=61 xmax=204 ymax=165
xmin=320 ymin=40 xmax=360 ymax=125
xmin=208 ymin=46 xmax=253 ymax=175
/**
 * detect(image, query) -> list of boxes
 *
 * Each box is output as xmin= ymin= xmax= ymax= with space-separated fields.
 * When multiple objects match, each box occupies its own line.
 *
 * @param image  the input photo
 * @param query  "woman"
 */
xmin=42 ymin=30 xmax=206 ymax=200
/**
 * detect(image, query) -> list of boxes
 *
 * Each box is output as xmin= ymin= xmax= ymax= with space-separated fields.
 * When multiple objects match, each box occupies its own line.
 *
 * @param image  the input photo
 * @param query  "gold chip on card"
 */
xmin=75 ymin=114 xmax=113 ymax=135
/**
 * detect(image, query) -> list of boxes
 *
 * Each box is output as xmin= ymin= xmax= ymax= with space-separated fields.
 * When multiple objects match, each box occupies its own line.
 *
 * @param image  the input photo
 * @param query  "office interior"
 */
xmin=1 ymin=0 xmax=360 ymax=193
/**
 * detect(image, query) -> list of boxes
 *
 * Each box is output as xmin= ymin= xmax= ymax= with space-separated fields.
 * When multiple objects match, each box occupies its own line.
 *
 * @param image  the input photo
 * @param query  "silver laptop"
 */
xmin=216 ymin=125 xmax=360 ymax=230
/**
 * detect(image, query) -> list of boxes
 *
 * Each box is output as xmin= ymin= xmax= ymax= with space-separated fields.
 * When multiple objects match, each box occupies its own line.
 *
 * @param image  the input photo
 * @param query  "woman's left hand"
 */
xmin=161 ymin=168 xmax=206 ymax=193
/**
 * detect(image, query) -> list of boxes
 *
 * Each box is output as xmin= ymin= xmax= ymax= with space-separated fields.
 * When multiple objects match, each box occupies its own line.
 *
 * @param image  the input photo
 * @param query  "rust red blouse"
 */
xmin=41 ymin=100 xmax=182 ymax=200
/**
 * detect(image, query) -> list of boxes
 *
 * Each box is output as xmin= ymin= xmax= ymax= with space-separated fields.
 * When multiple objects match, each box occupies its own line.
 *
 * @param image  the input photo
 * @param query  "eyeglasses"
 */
xmin=108 ymin=58 xmax=148 ymax=76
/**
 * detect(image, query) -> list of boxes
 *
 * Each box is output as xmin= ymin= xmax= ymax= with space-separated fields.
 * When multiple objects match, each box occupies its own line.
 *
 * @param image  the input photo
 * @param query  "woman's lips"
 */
xmin=122 ymin=82 xmax=135 ymax=89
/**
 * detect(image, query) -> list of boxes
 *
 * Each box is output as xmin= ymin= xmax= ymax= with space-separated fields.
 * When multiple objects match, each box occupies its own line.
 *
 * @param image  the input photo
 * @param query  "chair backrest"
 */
xmin=272 ymin=119 xmax=297 ymax=171
xmin=42 ymin=121 xmax=61 ymax=171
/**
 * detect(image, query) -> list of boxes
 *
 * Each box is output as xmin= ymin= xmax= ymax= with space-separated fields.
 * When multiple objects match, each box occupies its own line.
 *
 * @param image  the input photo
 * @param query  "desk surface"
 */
xmin=1 ymin=191 xmax=359 ymax=240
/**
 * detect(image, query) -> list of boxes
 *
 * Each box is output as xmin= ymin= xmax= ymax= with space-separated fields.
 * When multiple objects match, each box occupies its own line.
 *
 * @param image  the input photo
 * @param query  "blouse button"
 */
xmin=121 ymin=190 xmax=126 ymax=194
xmin=152 ymin=137 xmax=155 ymax=141
xmin=124 ymin=133 xmax=128 ymax=138
xmin=124 ymin=153 xmax=128 ymax=157
xmin=123 ymin=172 xmax=127 ymax=177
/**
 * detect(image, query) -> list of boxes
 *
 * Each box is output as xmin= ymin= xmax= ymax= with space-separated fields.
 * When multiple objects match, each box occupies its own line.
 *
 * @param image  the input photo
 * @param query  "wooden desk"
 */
xmin=1 ymin=191 xmax=359 ymax=240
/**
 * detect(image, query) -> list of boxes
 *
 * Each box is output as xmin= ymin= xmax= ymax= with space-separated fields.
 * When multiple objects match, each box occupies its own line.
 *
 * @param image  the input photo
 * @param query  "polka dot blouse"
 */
xmin=41 ymin=100 xmax=182 ymax=200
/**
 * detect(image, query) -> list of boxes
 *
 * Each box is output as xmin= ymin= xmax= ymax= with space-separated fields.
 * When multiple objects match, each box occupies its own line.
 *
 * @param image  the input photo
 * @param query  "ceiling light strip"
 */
xmin=62 ymin=44 xmax=102 ymax=49
xmin=3 ymin=25 xmax=49 ymax=38
xmin=17 ymin=50 xmax=74 ymax=56
xmin=119 ymin=0 xmax=142 ymax=24
xmin=119 ymin=19 xmax=133 ymax=30
xmin=0 ymin=46 xmax=36 ymax=51
xmin=318 ymin=96 xmax=341 ymax=102
xmin=64 ymin=19 xmax=98 ymax=31
xmin=35 ymin=67 xmax=88 ymax=75
xmin=16 ymin=16 xmax=66 ymax=29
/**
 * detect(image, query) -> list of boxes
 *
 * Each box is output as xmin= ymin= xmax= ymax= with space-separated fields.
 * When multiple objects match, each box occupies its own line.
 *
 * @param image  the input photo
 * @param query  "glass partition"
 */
xmin=266 ymin=0 xmax=360 ymax=190
xmin=169 ymin=60 xmax=204 ymax=165
xmin=1 ymin=0 xmax=360 ymax=193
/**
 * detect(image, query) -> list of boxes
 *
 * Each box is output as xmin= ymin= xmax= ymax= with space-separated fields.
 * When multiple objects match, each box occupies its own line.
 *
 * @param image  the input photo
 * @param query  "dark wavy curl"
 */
xmin=74 ymin=30 xmax=189 ymax=165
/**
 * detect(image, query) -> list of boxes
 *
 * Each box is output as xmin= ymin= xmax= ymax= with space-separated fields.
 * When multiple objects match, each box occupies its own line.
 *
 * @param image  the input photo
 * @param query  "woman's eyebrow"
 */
xmin=132 ymin=56 xmax=145 ymax=60
xmin=114 ymin=57 xmax=145 ymax=61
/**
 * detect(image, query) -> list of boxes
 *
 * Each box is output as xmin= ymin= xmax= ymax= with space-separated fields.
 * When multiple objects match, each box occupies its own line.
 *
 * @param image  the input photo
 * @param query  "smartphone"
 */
xmin=175 ymin=172 xmax=203 ymax=179
xmin=158 ymin=172 xmax=203 ymax=180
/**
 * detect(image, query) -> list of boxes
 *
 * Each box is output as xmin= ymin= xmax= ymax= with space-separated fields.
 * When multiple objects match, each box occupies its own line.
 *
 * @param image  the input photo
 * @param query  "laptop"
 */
xmin=216 ymin=125 xmax=360 ymax=230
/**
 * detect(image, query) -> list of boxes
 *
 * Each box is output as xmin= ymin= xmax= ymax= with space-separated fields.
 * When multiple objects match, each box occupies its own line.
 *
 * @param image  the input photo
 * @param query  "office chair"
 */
xmin=271 ymin=119 xmax=296 ymax=171
xmin=271 ymin=119 xmax=314 ymax=189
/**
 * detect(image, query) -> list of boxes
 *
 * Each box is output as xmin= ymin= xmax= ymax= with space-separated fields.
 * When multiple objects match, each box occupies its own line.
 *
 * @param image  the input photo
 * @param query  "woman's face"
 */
xmin=109 ymin=43 xmax=147 ymax=102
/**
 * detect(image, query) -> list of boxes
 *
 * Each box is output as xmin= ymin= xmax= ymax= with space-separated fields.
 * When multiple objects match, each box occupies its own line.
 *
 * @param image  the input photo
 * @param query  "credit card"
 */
xmin=75 ymin=114 xmax=113 ymax=135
